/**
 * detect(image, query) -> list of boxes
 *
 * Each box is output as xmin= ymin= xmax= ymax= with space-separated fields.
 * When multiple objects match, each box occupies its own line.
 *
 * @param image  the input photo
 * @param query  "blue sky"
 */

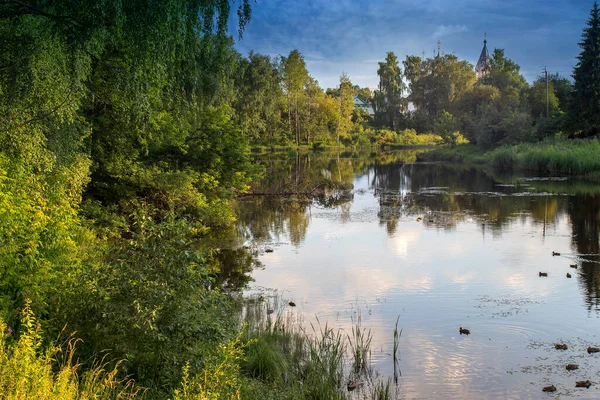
xmin=232 ymin=0 xmax=591 ymax=90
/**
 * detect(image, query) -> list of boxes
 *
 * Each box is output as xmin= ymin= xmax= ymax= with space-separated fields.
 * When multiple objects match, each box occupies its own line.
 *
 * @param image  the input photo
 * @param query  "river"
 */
xmin=236 ymin=150 xmax=600 ymax=399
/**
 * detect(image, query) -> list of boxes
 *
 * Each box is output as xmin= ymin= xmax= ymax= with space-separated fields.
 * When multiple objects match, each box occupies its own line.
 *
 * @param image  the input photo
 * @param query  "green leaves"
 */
xmin=572 ymin=1 xmax=600 ymax=135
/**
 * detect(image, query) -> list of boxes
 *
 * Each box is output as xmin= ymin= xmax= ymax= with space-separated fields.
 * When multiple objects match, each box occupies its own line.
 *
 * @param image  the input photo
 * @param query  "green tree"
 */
xmin=404 ymin=54 xmax=476 ymax=123
xmin=529 ymin=79 xmax=559 ymax=118
xmin=374 ymin=52 xmax=405 ymax=129
xmin=434 ymin=111 xmax=466 ymax=145
xmin=572 ymin=1 xmax=600 ymax=135
xmin=485 ymin=49 xmax=528 ymax=104
xmin=282 ymin=50 xmax=309 ymax=146
xmin=548 ymin=73 xmax=573 ymax=110
xmin=336 ymin=74 xmax=355 ymax=144
xmin=353 ymin=86 xmax=373 ymax=103
xmin=235 ymin=52 xmax=283 ymax=143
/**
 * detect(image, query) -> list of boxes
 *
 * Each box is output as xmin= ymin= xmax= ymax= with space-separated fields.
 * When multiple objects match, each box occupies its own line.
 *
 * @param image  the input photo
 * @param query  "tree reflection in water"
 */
xmin=239 ymin=151 xmax=600 ymax=307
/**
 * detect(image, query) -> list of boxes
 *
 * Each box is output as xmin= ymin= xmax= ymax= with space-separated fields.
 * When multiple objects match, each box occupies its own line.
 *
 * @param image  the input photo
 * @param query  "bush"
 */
xmin=489 ymin=146 xmax=516 ymax=170
xmin=243 ymin=335 xmax=289 ymax=382
xmin=0 ymin=300 xmax=137 ymax=399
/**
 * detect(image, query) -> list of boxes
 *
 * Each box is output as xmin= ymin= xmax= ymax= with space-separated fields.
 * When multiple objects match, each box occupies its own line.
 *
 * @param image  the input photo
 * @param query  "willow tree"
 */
xmin=0 ymin=0 xmax=255 ymax=382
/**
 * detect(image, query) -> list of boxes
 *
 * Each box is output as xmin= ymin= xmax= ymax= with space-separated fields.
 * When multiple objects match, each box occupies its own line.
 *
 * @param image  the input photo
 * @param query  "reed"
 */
xmin=347 ymin=312 xmax=373 ymax=375
xmin=392 ymin=315 xmax=402 ymax=384
xmin=370 ymin=378 xmax=394 ymax=400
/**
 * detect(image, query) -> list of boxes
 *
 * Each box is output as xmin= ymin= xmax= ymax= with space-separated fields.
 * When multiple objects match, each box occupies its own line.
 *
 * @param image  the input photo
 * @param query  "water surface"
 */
xmin=237 ymin=151 xmax=600 ymax=399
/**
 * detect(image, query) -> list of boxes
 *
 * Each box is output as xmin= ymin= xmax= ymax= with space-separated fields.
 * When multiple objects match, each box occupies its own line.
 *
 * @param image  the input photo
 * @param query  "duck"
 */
xmin=576 ymin=380 xmax=592 ymax=388
xmin=265 ymin=248 xmax=274 ymax=253
xmin=587 ymin=346 xmax=599 ymax=354
xmin=570 ymin=264 xmax=578 ymax=269
xmin=566 ymin=364 xmax=579 ymax=371
xmin=554 ymin=343 xmax=568 ymax=350
xmin=288 ymin=301 xmax=296 ymax=307
xmin=347 ymin=380 xmax=361 ymax=391
xmin=459 ymin=327 xmax=470 ymax=335
xmin=566 ymin=273 xmax=572 ymax=278
xmin=552 ymin=251 xmax=561 ymax=256
xmin=539 ymin=272 xmax=548 ymax=277
xmin=542 ymin=385 xmax=557 ymax=392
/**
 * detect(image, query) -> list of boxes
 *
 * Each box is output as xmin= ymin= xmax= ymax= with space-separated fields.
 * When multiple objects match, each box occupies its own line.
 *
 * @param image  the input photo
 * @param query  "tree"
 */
xmin=485 ymin=49 xmax=528 ymax=105
xmin=353 ymin=86 xmax=373 ymax=103
xmin=452 ymin=85 xmax=500 ymax=142
xmin=404 ymin=54 xmax=476 ymax=122
xmin=282 ymin=50 xmax=309 ymax=146
xmin=434 ymin=111 xmax=466 ymax=145
xmin=336 ymin=74 xmax=355 ymax=144
xmin=374 ymin=52 xmax=405 ymax=129
xmin=529 ymin=79 xmax=559 ymax=118
xmin=548 ymin=73 xmax=573 ymax=110
xmin=572 ymin=1 xmax=600 ymax=135
xmin=235 ymin=52 xmax=283 ymax=143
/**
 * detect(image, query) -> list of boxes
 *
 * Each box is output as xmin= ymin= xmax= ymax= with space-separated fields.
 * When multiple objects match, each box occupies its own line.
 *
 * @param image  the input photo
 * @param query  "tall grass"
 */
xmin=347 ymin=313 xmax=373 ymax=375
xmin=239 ymin=294 xmax=407 ymax=399
xmin=0 ymin=300 xmax=138 ymax=400
xmin=241 ymin=294 xmax=348 ymax=399
xmin=423 ymin=139 xmax=600 ymax=176
xmin=370 ymin=378 xmax=394 ymax=400
xmin=392 ymin=316 xmax=402 ymax=384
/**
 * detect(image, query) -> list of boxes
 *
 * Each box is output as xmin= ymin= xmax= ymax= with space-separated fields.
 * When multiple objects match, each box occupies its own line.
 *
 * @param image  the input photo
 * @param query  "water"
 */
xmin=237 ymin=151 xmax=600 ymax=399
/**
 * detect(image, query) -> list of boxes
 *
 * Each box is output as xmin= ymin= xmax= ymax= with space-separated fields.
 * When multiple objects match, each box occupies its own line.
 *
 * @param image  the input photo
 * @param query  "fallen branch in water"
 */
xmin=237 ymin=182 xmax=353 ymax=200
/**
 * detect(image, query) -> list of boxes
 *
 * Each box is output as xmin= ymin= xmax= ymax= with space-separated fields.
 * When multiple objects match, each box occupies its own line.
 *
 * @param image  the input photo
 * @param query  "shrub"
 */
xmin=0 ymin=300 xmax=137 ymax=399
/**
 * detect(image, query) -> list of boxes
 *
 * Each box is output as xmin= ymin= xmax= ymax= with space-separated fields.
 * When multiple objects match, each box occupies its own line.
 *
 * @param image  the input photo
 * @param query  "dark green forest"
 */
xmin=1 ymin=0 xmax=600 ymax=399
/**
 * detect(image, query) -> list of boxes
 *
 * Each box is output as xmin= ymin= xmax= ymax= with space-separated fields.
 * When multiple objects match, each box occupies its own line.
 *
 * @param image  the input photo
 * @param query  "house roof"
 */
xmin=353 ymin=96 xmax=374 ymax=115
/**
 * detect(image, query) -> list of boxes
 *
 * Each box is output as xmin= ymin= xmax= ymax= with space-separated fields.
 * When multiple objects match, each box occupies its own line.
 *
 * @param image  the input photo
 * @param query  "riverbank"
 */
xmin=420 ymin=139 xmax=600 ymax=176
xmin=2 ymin=295 xmax=390 ymax=400
xmin=249 ymin=130 xmax=442 ymax=153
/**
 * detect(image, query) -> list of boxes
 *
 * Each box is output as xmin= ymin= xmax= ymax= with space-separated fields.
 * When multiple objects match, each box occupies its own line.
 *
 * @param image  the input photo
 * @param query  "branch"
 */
xmin=1 ymin=85 xmax=75 ymax=133
xmin=0 ymin=0 xmax=77 ymax=24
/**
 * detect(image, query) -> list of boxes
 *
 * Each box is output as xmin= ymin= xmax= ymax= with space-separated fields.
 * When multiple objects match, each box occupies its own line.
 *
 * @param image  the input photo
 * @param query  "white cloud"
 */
xmin=433 ymin=24 xmax=469 ymax=38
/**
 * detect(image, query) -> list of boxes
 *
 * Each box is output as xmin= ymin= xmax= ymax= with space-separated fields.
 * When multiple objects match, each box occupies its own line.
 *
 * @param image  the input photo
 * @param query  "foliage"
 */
xmin=528 ymin=79 xmax=559 ymax=118
xmin=404 ymin=54 xmax=476 ymax=120
xmin=423 ymin=139 xmax=600 ymax=176
xmin=572 ymin=1 xmax=600 ymax=136
xmin=0 ymin=300 xmax=138 ymax=399
xmin=434 ymin=111 xmax=467 ymax=146
xmin=374 ymin=52 xmax=405 ymax=129
xmin=62 ymin=210 xmax=240 ymax=395
xmin=173 ymin=330 xmax=249 ymax=400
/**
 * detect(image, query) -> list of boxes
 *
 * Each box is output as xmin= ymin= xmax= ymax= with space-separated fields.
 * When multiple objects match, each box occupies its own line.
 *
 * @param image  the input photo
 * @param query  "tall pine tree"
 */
xmin=572 ymin=1 xmax=600 ymax=135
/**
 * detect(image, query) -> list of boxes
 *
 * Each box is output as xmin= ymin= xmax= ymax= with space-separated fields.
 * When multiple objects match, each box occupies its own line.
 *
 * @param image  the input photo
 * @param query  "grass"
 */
xmin=370 ymin=378 xmax=394 ymax=400
xmin=1 ymin=295 xmax=400 ymax=400
xmin=393 ymin=315 xmax=401 ymax=384
xmin=422 ymin=139 xmax=600 ymax=176
xmin=0 ymin=300 xmax=139 ymax=400
xmin=241 ymin=293 xmax=347 ymax=399
xmin=240 ymin=293 xmax=400 ymax=400
xmin=347 ymin=313 xmax=373 ymax=375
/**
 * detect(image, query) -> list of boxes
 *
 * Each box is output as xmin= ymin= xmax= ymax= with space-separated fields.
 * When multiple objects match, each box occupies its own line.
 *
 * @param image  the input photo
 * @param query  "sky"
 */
xmin=232 ymin=0 xmax=592 ymax=90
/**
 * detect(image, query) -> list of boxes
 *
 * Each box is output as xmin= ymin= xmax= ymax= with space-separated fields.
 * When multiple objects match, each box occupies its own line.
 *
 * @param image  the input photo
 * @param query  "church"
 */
xmin=475 ymin=35 xmax=491 ymax=79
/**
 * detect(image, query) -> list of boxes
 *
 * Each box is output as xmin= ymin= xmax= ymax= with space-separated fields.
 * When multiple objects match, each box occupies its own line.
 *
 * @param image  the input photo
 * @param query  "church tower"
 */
xmin=475 ymin=34 xmax=491 ymax=79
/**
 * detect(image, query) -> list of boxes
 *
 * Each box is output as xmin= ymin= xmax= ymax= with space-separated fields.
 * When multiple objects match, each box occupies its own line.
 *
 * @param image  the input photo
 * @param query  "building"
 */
xmin=353 ymin=95 xmax=375 ymax=116
xmin=475 ymin=34 xmax=491 ymax=79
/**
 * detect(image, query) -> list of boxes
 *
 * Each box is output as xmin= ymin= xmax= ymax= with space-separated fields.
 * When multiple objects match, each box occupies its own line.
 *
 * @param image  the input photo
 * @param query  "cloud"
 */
xmin=433 ymin=24 xmax=469 ymax=38
xmin=234 ymin=0 xmax=589 ymax=88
